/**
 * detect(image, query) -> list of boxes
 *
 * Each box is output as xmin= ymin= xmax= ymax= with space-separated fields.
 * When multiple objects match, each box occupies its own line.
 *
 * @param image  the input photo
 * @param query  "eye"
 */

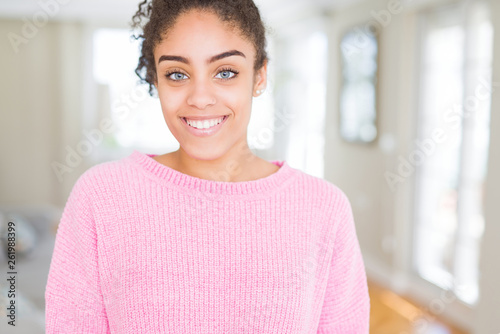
xmin=215 ymin=68 xmax=239 ymax=81
xmin=165 ymin=71 xmax=188 ymax=81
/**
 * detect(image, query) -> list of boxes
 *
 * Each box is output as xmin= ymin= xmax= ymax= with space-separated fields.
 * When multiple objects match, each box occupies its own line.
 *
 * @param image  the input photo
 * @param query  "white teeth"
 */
xmin=185 ymin=116 xmax=225 ymax=129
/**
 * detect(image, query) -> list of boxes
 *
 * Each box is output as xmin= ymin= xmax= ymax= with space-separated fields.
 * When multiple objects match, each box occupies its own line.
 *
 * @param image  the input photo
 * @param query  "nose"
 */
xmin=186 ymin=77 xmax=216 ymax=109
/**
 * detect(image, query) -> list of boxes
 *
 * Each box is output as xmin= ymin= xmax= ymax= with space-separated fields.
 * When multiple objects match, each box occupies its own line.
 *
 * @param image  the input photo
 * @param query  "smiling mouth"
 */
xmin=181 ymin=116 xmax=228 ymax=130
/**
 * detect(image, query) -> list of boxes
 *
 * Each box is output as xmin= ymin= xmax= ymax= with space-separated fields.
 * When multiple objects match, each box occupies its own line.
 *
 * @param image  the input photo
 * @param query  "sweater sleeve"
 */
xmin=45 ymin=171 xmax=110 ymax=333
xmin=316 ymin=192 xmax=370 ymax=333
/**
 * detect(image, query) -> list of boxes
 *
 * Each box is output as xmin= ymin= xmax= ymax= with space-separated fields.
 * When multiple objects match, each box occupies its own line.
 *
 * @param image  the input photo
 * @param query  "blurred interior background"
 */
xmin=0 ymin=0 xmax=499 ymax=333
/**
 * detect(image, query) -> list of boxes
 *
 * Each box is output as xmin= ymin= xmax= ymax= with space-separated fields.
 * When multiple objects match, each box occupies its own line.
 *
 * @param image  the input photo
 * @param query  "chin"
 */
xmin=182 ymin=143 xmax=229 ymax=161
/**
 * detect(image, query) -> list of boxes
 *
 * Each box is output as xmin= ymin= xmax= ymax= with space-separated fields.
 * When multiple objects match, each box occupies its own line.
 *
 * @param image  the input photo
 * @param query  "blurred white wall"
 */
xmin=325 ymin=0 xmax=398 ymax=282
xmin=0 ymin=20 xmax=90 ymax=208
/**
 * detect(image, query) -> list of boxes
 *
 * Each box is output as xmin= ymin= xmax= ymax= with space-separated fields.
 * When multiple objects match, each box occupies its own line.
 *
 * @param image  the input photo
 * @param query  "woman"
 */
xmin=45 ymin=0 xmax=370 ymax=333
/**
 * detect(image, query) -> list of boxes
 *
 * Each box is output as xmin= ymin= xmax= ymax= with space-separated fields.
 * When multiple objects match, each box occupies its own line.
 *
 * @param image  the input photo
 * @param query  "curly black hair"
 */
xmin=131 ymin=0 xmax=270 ymax=96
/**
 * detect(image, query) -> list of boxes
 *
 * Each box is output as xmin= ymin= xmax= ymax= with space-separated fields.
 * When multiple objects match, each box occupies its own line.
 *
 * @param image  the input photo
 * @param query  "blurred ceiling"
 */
xmin=0 ymin=0 xmax=364 ymax=26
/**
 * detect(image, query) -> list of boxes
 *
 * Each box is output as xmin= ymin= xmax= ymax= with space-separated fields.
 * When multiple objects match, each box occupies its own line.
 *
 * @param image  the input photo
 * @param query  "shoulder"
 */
xmin=69 ymin=154 xmax=135 ymax=199
xmin=287 ymin=167 xmax=356 ymax=245
xmin=291 ymin=166 xmax=351 ymax=201
xmin=79 ymin=159 xmax=127 ymax=184
xmin=288 ymin=166 xmax=353 ymax=217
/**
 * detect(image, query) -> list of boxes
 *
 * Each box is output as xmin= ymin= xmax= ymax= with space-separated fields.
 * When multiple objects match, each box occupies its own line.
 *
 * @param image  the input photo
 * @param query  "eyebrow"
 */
xmin=158 ymin=50 xmax=246 ymax=65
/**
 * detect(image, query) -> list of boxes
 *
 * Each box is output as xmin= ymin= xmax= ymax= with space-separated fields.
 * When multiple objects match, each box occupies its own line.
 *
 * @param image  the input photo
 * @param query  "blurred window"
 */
xmin=339 ymin=25 xmax=378 ymax=143
xmin=284 ymin=30 xmax=328 ymax=178
xmin=93 ymin=28 xmax=174 ymax=153
xmin=413 ymin=1 xmax=493 ymax=305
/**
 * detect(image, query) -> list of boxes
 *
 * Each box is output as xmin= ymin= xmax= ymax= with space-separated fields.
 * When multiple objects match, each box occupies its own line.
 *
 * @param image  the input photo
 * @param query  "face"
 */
xmin=153 ymin=9 xmax=267 ymax=161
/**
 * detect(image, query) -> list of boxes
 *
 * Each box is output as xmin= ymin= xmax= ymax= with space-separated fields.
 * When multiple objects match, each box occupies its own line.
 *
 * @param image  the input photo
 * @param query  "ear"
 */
xmin=253 ymin=59 xmax=268 ymax=97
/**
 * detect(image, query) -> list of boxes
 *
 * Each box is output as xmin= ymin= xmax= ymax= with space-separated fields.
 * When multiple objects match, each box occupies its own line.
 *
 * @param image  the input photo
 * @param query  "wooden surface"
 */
xmin=368 ymin=281 xmax=469 ymax=334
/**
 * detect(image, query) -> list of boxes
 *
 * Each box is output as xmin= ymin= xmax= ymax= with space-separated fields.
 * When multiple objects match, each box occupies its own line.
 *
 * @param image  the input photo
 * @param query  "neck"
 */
xmin=169 ymin=142 xmax=261 ymax=182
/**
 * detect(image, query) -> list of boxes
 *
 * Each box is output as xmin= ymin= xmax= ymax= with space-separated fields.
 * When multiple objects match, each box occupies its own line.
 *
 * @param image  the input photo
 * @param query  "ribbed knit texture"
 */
xmin=45 ymin=150 xmax=370 ymax=333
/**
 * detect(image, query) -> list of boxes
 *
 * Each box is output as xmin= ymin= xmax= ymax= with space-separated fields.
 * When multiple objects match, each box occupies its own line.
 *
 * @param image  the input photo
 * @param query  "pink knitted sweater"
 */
xmin=45 ymin=150 xmax=370 ymax=333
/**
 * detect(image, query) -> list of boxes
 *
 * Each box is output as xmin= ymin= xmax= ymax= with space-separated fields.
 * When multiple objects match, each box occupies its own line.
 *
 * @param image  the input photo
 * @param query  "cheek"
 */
xmin=219 ymin=88 xmax=251 ymax=117
xmin=158 ymin=90 xmax=182 ymax=116
xmin=157 ymin=96 xmax=183 ymax=137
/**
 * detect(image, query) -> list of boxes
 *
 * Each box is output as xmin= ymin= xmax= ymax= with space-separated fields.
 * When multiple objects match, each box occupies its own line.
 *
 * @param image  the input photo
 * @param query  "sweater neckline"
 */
xmin=128 ymin=150 xmax=296 ymax=198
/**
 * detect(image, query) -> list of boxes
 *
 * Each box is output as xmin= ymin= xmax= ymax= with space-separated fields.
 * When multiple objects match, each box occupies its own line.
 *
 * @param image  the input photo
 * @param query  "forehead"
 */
xmin=155 ymin=9 xmax=255 ymax=61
